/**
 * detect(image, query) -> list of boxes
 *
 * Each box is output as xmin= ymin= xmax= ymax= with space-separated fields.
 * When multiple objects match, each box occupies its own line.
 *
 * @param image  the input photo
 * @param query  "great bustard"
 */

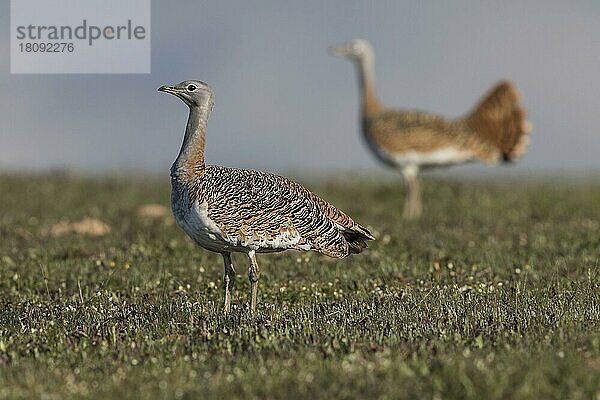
xmin=330 ymin=39 xmax=531 ymax=219
xmin=159 ymin=80 xmax=374 ymax=315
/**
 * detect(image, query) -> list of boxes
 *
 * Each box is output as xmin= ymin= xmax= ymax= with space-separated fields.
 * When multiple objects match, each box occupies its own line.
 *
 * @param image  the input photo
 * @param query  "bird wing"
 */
xmin=193 ymin=166 xmax=372 ymax=258
xmin=366 ymin=110 xmax=450 ymax=132
xmin=364 ymin=109 xmax=469 ymax=153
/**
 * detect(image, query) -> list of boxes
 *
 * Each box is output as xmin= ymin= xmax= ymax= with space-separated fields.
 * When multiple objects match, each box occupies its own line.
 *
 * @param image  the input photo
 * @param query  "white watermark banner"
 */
xmin=11 ymin=0 xmax=151 ymax=74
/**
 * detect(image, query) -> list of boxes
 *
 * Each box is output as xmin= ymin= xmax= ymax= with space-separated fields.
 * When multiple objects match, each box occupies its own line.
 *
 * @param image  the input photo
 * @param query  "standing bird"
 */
xmin=330 ymin=39 xmax=531 ymax=219
xmin=159 ymin=80 xmax=374 ymax=315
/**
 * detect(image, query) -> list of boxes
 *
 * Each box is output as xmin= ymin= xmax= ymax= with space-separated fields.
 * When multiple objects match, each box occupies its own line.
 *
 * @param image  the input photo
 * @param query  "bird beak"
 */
xmin=158 ymin=85 xmax=178 ymax=94
xmin=328 ymin=44 xmax=349 ymax=57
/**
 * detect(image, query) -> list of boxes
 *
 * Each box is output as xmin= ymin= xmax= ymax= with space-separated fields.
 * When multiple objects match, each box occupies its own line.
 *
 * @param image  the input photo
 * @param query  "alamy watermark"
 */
xmin=11 ymin=0 xmax=151 ymax=74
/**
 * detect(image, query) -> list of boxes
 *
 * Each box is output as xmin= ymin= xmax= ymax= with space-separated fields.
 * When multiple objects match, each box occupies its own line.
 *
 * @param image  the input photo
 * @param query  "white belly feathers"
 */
xmin=367 ymin=138 xmax=474 ymax=168
xmin=388 ymin=148 xmax=474 ymax=167
xmin=173 ymin=199 xmax=231 ymax=252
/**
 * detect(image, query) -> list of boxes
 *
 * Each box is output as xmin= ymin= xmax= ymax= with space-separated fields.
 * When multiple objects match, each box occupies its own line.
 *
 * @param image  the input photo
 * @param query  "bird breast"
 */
xmin=171 ymin=189 xmax=231 ymax=252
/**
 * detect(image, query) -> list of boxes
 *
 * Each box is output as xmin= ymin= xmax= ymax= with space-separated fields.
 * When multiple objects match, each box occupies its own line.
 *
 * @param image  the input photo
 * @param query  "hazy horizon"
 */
xmin=1 ymin=1 xmax=599 ymax=175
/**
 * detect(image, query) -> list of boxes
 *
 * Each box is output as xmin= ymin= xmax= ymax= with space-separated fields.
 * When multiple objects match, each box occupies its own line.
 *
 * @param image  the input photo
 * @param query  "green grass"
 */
xmin=0 ymin=173 xmax=599 ymax=399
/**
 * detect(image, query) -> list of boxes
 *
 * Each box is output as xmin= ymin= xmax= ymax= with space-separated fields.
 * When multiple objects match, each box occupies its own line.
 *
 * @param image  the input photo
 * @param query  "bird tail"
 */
xmin=466 ymin=81 xmax=532 ymax=162
xmin=342 ymin=225 xmax=375 ymax=255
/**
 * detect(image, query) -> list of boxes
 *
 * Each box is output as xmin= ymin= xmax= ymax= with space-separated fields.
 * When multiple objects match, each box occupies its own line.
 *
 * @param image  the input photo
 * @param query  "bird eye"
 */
xmin=187 ymin=84 xmax=197 ymax=92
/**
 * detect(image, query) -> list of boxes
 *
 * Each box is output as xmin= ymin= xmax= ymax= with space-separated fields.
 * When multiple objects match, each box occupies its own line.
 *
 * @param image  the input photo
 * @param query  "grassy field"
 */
xmin=0 ymin=173 xmax=598 ymax=399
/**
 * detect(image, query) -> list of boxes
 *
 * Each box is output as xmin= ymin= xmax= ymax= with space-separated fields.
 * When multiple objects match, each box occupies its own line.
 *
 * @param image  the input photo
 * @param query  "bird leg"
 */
xmin=222 ymin=253 xmax=236 ymax=314
xmin=247 ymin=250 xmax=261 ymax=315
xmin=402 ymin=166 xmax=422 ymax=219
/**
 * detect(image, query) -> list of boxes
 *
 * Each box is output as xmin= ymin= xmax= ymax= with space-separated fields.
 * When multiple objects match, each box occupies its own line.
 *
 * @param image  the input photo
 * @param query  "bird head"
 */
xmin=328 ymin=39 xmax=373 ymax=61
xmin=158 ymin=80 xmax=214 ymax=110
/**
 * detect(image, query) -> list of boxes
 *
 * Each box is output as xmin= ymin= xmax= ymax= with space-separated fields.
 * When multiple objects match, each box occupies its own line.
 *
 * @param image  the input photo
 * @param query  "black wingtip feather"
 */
xmin=342 ymin=226 xmax=375 ymax=254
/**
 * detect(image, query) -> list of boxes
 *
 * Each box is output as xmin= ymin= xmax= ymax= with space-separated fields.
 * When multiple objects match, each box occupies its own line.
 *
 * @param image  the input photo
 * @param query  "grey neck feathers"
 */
xmin=358 ymin=53 xmax=375 ymax=90
xmin=172 ymin=99 xmax=213 ymax=178
xmin=356 ymin=51 xmax=381 ymax=114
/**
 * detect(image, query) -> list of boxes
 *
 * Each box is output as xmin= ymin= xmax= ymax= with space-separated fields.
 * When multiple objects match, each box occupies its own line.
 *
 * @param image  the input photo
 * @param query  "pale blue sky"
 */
xmin=1 ymin=0 xmax=599 ymax=175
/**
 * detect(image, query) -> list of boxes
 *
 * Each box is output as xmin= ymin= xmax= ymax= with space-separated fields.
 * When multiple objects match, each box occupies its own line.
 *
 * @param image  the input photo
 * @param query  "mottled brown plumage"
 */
xmin=159 ymin=80 xmax=374 ymax=315
xmin=331 ymin=39 xmax=531 ymax=219
xmin=176 ymin=166 xmax=373 ymax=258
xmin=465 ymin=81 xmax=530 ymax=162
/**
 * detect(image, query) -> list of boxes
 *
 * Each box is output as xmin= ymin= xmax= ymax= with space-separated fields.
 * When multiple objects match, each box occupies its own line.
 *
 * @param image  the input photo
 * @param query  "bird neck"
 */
xmin=172 ymin=103 xmax=212 ymax=179
xmin=357 ymin=53 xmax=382 ymax=116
